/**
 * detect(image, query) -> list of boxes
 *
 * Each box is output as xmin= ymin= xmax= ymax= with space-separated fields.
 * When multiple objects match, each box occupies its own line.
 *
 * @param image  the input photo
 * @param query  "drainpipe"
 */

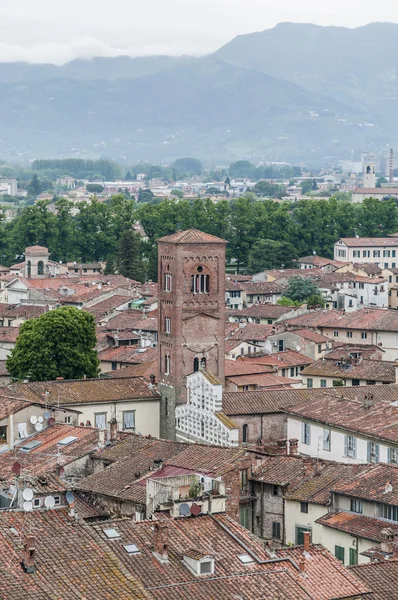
xmin=260 ymin=482 xmax=264 ymax=538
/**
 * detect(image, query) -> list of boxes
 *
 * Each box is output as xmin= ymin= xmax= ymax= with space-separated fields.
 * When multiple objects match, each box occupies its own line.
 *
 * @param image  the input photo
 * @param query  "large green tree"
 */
xmin=248 ymin=239 xmax=298 ymax=273
xmin=7 ymin=307 xmax=99 ymax=381
xmin=117 ymin=230 xmax=145 ymax=282
xmin=283 ymin=277 xmax=321 ymax=303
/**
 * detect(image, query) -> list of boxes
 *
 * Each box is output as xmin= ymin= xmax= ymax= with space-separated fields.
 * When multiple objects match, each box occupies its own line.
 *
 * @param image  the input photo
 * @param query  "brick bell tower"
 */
xmin=157 ymin=229 xmax=227 ymax=440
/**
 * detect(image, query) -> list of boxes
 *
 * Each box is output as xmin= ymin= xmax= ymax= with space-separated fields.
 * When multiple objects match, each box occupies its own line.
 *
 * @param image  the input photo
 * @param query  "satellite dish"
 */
xmin=44 ymin=496 xmax=55 ymax=509
xmin=43 ymin=411 xmax=51 ymax=420
xmin=30 ymin=415 xmax=38 ymax=425
xmin=22 ymin=488 xmax=33 ymax=501
xmin=23 ymin=501 xmax=33 ymax=512
xmin=66 ymin=491 xmax=75 ymax=504
xmin=48 ymin=418 xmax=55 ymax=426
xmin=296 ymin=345 xmax=301 ymax=352
xmin=12 ymin=462 xmax=21 ymax=476
xmin=38 ymin=416 xmax=44 ymax=423
xmin=190 ymin=503 xmax=201 ymax=516
xmin=248 ymin=318 xmax=253 ymax=323
xmin=35 ymin=422 xmax=43 ymax=432
xmin=179 ymin=503 xmax=190 ymax=516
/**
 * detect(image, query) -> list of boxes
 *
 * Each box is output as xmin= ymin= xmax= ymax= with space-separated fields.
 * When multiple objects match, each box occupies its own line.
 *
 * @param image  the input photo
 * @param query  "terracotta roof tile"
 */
xmin=0 ymin=509 xmax=150 ymax=599
xmin=99 ymin=346 xmax=158 ymax=364
xmin=223 ymin=383 xmax=398 ymax=416
xmin=301 ymin=357 xmax=395 ymax=382
xmin=157 ymin=228 xmax=227 ymax=244
xmin=350 ymin=560 xmax=398 ymax=600
xmin=316 ymin=510 xmax=398 ymax=543
xmin=10 ymin=377 xmax=160 ymax=406
xmin=239 ymin=350 xmax=311 ymax=368
xmin=283 ymin=390 xmax=398 ymax=444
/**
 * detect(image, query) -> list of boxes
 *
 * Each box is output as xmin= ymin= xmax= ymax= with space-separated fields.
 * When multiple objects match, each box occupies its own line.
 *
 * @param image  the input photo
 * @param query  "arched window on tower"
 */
xmin=200 ymin=357 xmax=207 ymax=371
xmin=164 ymin=353 xmax=171 ymax=375
xmin=191 ymin=266 xmax=210 ymax=294
xmin=193 ymin=357 xmax=199 ymax=372
xmin=242 ymin=424 xmax=249 ymax=444
xmin=37 ymin=261 xmax=44 ymax=276
xmin=366 ymin=165 xmax=371 ymax=174
xmin=27 ymin=261 xmax=32 ymax=279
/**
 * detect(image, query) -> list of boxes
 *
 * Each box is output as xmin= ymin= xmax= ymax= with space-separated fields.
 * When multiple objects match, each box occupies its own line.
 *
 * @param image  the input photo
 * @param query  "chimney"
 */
xmin=21 ymin=535 xmax=36 ymax=574
xmin=385 ymin=480 xmax=393 ymax=494
xmin=364 ymin=393 xmax=374 ymax=409
xmin=153 ymin=522 xmax=169 ymax=563
xmin=68 ymin=501 xmax=76 ymax=521
xmin=114 ymin=334 xmax=119 ymax=348
xmin=288 ymin=439 xmax=299 ymax=455
xmin=98 ymin=429 xmax=106 ymax=448
xmin=381 ymin=528 xmax=395 ymax=554
xmin=277 ymin=439 xmax=287 ymax=454
xmin=303 ymin=531 xmax=310 ymax=553
xmin=299 ymin=558 xmax=306 ymax=573
xmin=109 ymin=418 xmax=118 ymax=442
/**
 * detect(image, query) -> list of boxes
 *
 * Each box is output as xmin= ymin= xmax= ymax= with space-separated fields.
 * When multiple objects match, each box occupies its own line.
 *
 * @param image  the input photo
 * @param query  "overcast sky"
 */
xmin=0 ymin=0 xmax=397 ymax=64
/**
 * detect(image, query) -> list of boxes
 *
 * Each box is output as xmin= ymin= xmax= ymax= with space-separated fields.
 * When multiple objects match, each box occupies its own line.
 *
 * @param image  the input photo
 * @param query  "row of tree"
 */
xmin=1 ymin=194 xmax=397 ymax=280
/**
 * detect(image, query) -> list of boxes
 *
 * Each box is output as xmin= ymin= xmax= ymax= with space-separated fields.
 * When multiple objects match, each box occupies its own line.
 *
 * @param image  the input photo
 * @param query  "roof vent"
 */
xmin=384 ymin=481 xmax=393 ymax=494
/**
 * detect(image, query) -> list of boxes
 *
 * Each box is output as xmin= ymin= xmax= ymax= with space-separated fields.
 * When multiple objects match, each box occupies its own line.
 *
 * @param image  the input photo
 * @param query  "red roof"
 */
xmin=157 ymin=228 xmax=227 ymax=244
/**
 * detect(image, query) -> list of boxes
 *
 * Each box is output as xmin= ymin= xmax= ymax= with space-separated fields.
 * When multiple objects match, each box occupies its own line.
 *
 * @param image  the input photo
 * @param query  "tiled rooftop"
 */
xmin=0 ymin=509 xmax=149 ymax=599
xmin=224 ymin=360 xmax=274 ymax=377
xmin=157 ymin=228 xmax=227 ymax=244
xmin=228 ymin=304 xmax=294 ymax=319
xmin=239 ymin=350 xmax=311 ymax=368
xmin=0 ymin=424 xmax=101 ymax=482
xmin=223 ymin=383 xmax=398 ymax=416
xmin=316 ymin=510 xmax=398 ymax=543
xmin=331 ymin=463 xmax=398 ymax=505
xmin=350 ymin=561 xmax=398 ymax=600
xmin=99 ymin=345 xmax=158 ymax=364
xmin=283 ymin=392 xmax=398 ymax=444
xmin=284 ymin=463 xmax=366 ymax=504
xmin=10 ymin=377 xmax=160 ymax=406
xmin=300 ymin=357 xmax=395 ymax=382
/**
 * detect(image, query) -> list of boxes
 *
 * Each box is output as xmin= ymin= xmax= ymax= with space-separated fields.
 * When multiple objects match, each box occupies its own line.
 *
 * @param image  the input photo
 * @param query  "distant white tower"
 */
xmin=363 ymin=163 xmax=376 ymax=188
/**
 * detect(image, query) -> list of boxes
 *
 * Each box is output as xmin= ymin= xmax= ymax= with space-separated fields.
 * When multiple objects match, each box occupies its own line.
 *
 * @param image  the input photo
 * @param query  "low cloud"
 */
xmin=0 ymin=36 xmax=209 ymax=65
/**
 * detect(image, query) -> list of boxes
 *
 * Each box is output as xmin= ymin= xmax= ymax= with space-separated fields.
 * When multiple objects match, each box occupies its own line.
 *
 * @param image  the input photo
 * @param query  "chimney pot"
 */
xmin=299 ymin=558 xmax=306 ymax=573
xmin=109 ymin=418 xmax=118 ymax=442
xmin=288 ymin=439 xmax=299 ymax=455
xmin=303 ymin=531 xmax=310 ymax=553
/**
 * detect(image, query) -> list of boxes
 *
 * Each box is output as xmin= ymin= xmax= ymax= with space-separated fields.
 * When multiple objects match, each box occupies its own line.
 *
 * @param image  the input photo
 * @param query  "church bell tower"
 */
xmin=157 ymin=229 xmax=227 ymax=440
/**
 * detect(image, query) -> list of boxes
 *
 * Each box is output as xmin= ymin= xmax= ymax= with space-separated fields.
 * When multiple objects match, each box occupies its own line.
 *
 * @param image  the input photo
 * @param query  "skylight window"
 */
xmin=19 ymin=441 xmax=42 ymax=453
xmin=57 ymin=436 xmax=78 ymax=446
xmin=103 ymin=528 xmax=121 ymax=539
xmin=238 ymin=554 xmax=254 ymax=564
xmin=123 ymin=544 xmax=140 ymax=555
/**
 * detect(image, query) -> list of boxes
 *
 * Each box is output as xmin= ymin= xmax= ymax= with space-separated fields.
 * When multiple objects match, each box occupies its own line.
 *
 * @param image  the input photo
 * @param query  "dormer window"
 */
xmin=183 ymin=551 xmax=215 ymax=576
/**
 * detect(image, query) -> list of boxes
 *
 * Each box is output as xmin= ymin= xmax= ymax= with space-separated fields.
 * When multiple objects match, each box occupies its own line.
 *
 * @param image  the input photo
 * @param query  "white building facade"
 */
xmin=175 ymin=371 xmax=239 ymax=446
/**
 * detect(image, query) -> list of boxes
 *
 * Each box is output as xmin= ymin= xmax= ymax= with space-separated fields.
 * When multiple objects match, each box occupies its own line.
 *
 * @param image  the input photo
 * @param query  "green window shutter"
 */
xmin=349 ymin=547 xmax=358 ymax=565
xmin=335 ymin=545 xmax=345 ymax=563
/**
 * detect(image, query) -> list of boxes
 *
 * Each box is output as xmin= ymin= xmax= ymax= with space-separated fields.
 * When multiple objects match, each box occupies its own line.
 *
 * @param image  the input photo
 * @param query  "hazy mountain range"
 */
xmin=2 ymin=22 xmax=398 ymax=165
